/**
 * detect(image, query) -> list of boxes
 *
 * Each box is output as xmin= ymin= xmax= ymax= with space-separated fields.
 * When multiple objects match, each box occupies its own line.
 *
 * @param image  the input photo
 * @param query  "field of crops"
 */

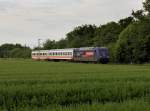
xmin=0 ymin=59 xmax=150 ymax=111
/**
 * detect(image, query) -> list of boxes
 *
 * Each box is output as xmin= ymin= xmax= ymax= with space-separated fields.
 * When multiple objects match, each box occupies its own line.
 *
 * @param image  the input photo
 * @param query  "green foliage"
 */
xmin=143 ymin=0 xmax=150 ymax=13
xmin=94 ymin=22 xmax=122 ymax=46
xmin=43 ymin=40 xmax=57 ymax=49
xmin=56 ymin=39 xmax=67 ymax=49
xmin=9 ymin=48 xmax=31 ymax=58
xmin=0 ymin=44 xmax=31 ymax=58
xmin=132 ymin=10 xmax=145 ymax=21
xmin=0 ymin=59 xmax=150 ymax=110
xmin=115 ymin=19 xmax=150 ymax=63
xmin=119 ymin=17 xmax=134 ymax=28
xmin=66 ymin=25 xmax=97 ymax=48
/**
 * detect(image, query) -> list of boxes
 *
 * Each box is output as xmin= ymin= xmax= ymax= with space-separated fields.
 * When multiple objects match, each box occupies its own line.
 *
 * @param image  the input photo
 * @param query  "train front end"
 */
xmin=95 ymin=47 xmax=109 ymax=64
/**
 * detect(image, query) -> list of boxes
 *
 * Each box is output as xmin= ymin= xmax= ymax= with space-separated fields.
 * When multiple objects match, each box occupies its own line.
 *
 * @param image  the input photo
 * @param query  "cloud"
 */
xmin=0 ymin=0 xmax=143 ymax=47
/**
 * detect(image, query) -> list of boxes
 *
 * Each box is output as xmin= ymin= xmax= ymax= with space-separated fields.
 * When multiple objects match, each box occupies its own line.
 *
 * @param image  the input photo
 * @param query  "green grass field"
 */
xmin=0 ymin=59 xmax=150 ymax=111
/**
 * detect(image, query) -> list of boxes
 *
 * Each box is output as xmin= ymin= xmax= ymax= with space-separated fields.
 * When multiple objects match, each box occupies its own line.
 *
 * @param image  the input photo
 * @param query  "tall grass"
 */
xmin=0 ymin=59 xmax=150 ymax=110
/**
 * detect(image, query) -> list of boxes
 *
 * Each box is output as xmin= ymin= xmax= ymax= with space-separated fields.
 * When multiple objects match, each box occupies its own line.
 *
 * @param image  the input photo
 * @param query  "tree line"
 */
xmin=0 ymin=44 xmax=31 ymax=58
xmin=0 ymin=0 xmax=150 ymax=63
xmin=43 ymin=0 xmax=150 ymax=63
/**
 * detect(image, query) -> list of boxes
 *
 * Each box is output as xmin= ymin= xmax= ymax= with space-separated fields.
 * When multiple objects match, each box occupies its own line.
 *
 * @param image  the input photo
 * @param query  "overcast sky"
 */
xmin=0 ymin=0 xmax=143 ymax=47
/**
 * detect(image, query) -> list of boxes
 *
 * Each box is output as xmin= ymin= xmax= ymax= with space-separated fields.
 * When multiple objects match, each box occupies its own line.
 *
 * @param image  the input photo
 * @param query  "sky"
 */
xmin=0 ymin=0 xmax=143 ymax=48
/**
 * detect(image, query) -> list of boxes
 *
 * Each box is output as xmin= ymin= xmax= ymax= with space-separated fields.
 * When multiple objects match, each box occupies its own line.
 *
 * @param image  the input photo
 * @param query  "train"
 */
xmin=31 ymin=47 xmax=109 ymax=64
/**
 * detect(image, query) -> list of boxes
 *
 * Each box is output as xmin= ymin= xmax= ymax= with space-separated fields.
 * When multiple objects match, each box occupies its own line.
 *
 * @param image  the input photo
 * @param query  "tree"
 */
xmin=56 ymin=39 xmax=67 ymax=49
xmin=43 ymin=39 xmax=57 ymax=49
xmin=119 ymin=16 xmax=134 ymax=28
xmin=115 ymin=19 xmax=150 ymax=63
xmin=132 ymin=10 xmax=145 ymax=21
xmin=9 ymin=48 xmax=31 ymax=58
xmin=143 ymin=0 xmax=150 ymax=13
xmin=0 ymin=43 xmax=31 ymax=58
xmin=66 ymin=24 xmax=97 ymax=48
xmin=94 ymin=22 xmax=122 ymax=46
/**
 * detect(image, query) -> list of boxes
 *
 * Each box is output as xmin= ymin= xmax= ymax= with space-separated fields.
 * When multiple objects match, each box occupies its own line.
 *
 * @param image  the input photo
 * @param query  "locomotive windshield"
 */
xmin=99 ymin=48 xmax=109 ymax=58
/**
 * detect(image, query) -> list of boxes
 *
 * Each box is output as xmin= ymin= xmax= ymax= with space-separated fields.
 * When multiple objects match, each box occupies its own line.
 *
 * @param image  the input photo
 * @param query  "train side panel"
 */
xmin=73 ymin=47 xmax=97 ymax=62
xmin=32 ymin=50 xmax=49 ymax=60
xmin=47 ymin=49 xmax=74 ymax=60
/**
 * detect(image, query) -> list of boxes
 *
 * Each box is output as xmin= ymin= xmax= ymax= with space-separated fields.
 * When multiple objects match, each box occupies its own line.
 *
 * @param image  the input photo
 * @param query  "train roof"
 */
xmin=32 ymin=50 xmax=49 ymax=53
xmin=32 ymin=47 xmax=108 ymax=53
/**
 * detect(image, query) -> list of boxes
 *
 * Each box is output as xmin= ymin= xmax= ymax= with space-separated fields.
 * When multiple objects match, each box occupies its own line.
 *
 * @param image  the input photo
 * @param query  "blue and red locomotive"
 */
xmin=32 ymin=47 xmax=109 ymax=64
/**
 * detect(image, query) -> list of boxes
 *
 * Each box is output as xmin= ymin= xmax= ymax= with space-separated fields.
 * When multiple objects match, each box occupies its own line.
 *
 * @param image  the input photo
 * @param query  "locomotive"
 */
xmin=31 ymin=47 xmax=109 ymax=64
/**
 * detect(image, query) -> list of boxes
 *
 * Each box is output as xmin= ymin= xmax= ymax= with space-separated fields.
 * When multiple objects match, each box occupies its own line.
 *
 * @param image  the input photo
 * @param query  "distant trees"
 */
xmin=0 ymin=44 xmax=31 ymax=58
xmin=43 ymin=40 xmax=57 ymax=50
xmin=66 ymin=25 xmax=97 ymax=48
xmin=94 ymin=22 xmax=123 ymax=47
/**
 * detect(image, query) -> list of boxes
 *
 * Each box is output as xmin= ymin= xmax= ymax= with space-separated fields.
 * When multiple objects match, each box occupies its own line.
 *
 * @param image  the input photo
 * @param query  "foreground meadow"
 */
xmin=0 ymin=59 xmax=150 ymax=111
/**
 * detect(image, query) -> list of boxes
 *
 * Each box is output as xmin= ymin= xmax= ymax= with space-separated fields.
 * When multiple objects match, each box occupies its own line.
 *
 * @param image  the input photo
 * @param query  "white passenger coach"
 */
xmin=32 ymin=49 xmax=74 ymax=60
